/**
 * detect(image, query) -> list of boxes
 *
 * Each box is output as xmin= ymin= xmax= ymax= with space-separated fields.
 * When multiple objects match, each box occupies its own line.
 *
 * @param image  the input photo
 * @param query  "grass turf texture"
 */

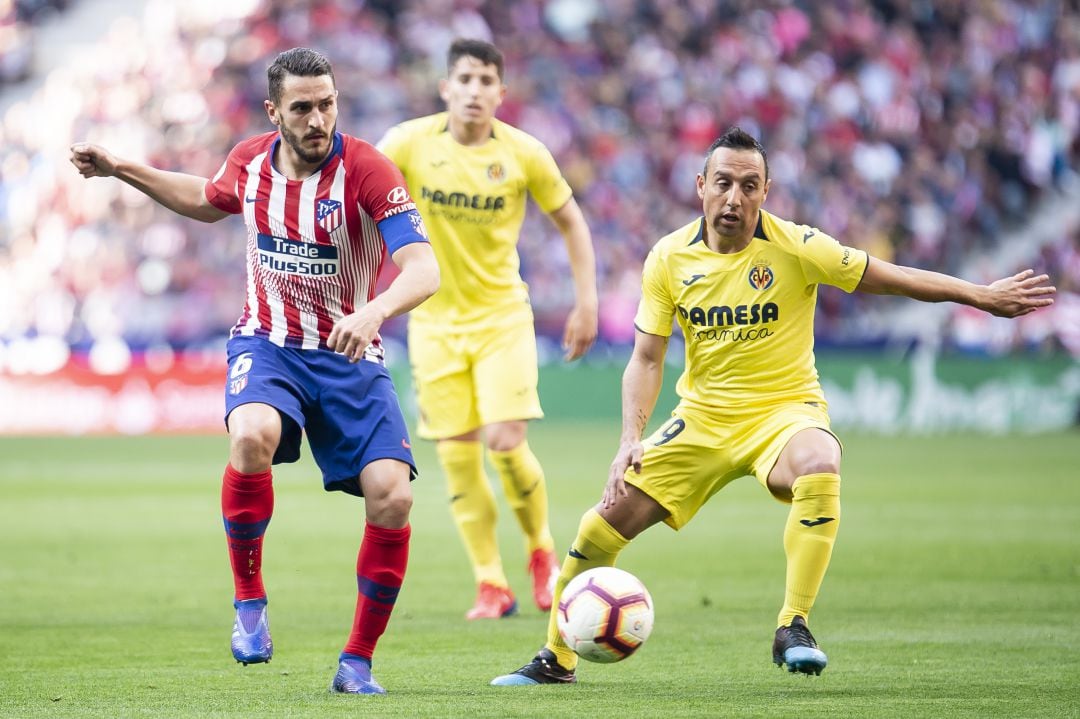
xmin=1 ymin=426 xmax=1077 ymax=718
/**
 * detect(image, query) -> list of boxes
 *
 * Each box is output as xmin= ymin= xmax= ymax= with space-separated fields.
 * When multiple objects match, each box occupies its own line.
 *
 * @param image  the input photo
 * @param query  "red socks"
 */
xmin=343 ymin=523 xmax=411 ymax=660
xmin=221 ymin=464 xmax=274 ymax=600
xmin=222 ymin=465 xmax=408 ymax=661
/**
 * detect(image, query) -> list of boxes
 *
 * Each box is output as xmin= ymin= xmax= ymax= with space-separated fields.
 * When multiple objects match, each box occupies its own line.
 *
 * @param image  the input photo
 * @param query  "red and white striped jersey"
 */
xmin=205 ymin=131 xmax=419 ymax=359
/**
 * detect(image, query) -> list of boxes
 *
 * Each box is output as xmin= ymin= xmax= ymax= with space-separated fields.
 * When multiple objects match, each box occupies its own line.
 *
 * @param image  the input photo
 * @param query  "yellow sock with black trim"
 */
xmin=488 ymin=441 xmax=554 ymax=554
xmin=779 ymin=472 xmax=841 ymax=628
xmin=544 ymin=508 xmax=630 ymax=670
xmin=436 ymin=440 xmax=507 ymax=587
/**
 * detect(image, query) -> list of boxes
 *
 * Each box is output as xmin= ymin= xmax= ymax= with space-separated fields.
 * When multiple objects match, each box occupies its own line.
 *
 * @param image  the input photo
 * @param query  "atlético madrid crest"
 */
xmin=317 ymin=199 xmax=343 ymax=233
xmin=229 ymin=375 xmax=248 ymax=396
xmin=748 ymin=261 xmax=774 ymax=290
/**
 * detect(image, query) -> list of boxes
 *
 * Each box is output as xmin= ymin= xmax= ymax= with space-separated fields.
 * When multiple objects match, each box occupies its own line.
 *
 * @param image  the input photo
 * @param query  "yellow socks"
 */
xmin=488 ymin=441 xmax=554 ymax=554
xmin=544 ymin=508 xmax=630 ymax=669
xmin=437 ymin=440 xmax=506 ymax=587
xmin=778 ymin=472 xmax=841 ymax=628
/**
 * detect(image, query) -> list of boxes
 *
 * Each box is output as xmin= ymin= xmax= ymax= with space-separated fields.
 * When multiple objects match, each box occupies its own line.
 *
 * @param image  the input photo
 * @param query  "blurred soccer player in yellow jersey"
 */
xmin=378 ymin=39 xmax=598 ymax=619
xmin=492 ymin=127 xmax=1056 ymax=685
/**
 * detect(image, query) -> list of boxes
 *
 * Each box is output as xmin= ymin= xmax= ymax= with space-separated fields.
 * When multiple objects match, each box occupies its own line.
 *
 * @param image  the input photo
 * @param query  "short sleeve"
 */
xmin=524 ymin=139 xmax=573 ymax=214
xmin=204 ymin=145 xmax=245 ymax=214
xmin=355 ymin=146 xmax=418 ymax=223
xmin=633 ymin=248 xmax=675 ymax=337
xmin=797 ymin=227 xmax=869 ymax=292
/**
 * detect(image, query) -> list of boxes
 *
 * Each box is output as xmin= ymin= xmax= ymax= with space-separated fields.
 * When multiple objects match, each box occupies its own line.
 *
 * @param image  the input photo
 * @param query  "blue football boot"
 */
xmin=330 ymin=653 xmax=386 ymax=695
xmin=231 ymin=597 xmax=273 ymax=665
xmin=772 ymin=616 xmax=827 ymax=676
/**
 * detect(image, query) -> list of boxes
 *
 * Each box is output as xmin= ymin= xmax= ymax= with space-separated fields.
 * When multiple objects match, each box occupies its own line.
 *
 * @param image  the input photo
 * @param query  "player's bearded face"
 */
xmin=273 ymin=75 xmax=339 ymax=166
xmin=697 ymin=148 xmax=770 ymax=243
xmin=280 ymin=115 xmax=336 ymax=165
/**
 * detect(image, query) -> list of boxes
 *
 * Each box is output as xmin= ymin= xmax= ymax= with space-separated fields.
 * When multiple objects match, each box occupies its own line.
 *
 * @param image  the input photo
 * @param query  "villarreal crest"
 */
xmin=748 ymin=261 xmax=774 ymax=290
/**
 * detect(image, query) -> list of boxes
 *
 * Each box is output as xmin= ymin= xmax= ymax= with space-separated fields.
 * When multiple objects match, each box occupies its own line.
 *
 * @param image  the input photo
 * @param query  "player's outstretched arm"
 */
xmin=327 ymin=242 xmax=440 ymax=362
xmin=69 ymin=143 xmax=229 ymax=223
xmin=548 ymin=198 xmax=598 ymax=361
xmin=604 ymin=330 xmax=668 ymax=509
xmin=856 ymin=257 xmax=1056 ymax=318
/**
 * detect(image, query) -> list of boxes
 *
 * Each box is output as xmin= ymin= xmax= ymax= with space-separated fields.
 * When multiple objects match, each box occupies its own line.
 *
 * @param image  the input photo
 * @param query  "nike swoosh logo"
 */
xmin=450 ymin=493 xmax=466 ymax=503
xmin=800 ymin=517 xmax=835 ymax=527
xmin=401 ymin=439 xmax=411 ymax=449
xmin=431 ymin=160 xmax=449 ymax=168
xmin=568 ymin=548 xmax=588 ymax=559
xmin=375 ymin=589 xmax=398 ymax=600
xmin=802 ymin=231 xmax=816 ymax=243
xmin=682 ymin=274 xmax=706 ymax=286
xmin=245 ymin=196 xmax=267 ymax=203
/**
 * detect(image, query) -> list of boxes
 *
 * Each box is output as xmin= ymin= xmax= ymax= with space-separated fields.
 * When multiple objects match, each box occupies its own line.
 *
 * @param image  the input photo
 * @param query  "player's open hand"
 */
xmin=603 ymin=438 xmax=642 ymax=508
xmin=70 ymin=143 xmax=118 ymax=178
xmin=562 ymin=302 xmax=598 ymax=361
xmin=328 ymin=305 xmax=385 ymax=362
xmin=983 ymin=269 xmax=1056 ymax=318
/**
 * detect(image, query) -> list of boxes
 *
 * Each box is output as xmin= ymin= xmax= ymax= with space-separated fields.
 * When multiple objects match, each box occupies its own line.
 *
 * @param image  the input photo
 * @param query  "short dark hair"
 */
xmin=704 ymin=127 xmax=769 ymax=180
xmin=447 ymin=38 xmax=504 ymax=80
xmin=267 ymin=47 xmax=335 ymax=105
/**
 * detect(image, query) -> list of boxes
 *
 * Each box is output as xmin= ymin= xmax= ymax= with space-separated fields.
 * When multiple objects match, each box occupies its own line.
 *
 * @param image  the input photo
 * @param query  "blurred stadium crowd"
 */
xmin=1 ymin=0 xmax=1078 ymax=371
xmin=0 ymin=0 xmax=70 ymax=86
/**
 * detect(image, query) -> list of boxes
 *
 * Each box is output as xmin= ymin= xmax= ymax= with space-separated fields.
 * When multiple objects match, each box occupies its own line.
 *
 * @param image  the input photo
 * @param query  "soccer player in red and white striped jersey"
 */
xmin=71 ymin=47 xmax=439 ymax=695
xmin=206 ymin=128 xmax=417 ymax=355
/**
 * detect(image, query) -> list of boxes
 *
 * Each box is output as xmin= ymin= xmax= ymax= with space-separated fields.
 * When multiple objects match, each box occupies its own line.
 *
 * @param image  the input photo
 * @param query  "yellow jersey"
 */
xmin=377 ymin=112 xmax=573 ymax=327
xmin=634 ymin=210 xmax=869 ymax=411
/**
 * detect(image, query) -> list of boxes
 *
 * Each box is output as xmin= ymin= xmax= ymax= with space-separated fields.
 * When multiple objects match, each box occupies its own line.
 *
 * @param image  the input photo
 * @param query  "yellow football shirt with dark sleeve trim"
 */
xmin=377 ymin=112 xmax=573 ymax=327
xmin=633 ymin=209 xmax=869 ymax=411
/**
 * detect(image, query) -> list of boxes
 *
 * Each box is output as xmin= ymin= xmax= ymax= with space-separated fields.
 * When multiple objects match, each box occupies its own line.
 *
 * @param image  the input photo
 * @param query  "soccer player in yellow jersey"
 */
xmin=377 ymin=39 xmax=598 ymax=620
xmin=492 ymin=127 xmax=1055 ymax=685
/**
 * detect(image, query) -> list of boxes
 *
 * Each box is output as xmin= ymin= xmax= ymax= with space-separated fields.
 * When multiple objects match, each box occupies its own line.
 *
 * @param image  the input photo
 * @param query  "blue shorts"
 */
xmin=223 ymin=335 xmax=416 ymax=497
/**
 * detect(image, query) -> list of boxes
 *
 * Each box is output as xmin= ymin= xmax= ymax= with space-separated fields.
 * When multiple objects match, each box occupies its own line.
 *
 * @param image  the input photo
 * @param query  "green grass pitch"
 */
xmin=1 ymin=425 xmax=1078 ymax=718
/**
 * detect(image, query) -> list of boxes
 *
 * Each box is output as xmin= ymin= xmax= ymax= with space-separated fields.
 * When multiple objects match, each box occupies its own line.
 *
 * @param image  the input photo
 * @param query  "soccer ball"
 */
xmin=556 ymin=567 xmax=654 ymax=663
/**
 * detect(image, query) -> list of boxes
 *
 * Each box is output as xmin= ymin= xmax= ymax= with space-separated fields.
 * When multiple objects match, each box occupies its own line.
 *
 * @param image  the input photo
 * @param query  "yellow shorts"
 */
xmin=408 ymin=311 xmax=543 ymax=439
xmin=623 ymin=400 xmax=838 ymax=530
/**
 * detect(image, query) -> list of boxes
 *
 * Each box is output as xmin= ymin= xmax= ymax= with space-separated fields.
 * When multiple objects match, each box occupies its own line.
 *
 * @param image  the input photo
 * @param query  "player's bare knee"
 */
xmin=486 ymin=436 xmax=522 ymax=452
xmin=229 ymin=428 xmax=277 ymax=470
xmin=366 ymin=487 xmax=412 ymax=527
xmin=485 ymin=421 xmax=527 ymax=452
xmin=778 ymin=432 xmax=841 ymax=478
xmin=386 ymin=487 xmax=413 ymax=519
xmin=597 ymin=487 xmax=667 ymax=540
xmin=795 ymin=455 xmax=841 ymax=477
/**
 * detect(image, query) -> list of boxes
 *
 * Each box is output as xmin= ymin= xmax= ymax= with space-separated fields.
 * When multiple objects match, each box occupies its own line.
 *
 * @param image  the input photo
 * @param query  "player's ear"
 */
xmin=761 ymin=177 xmax=772 ymax=203
xmin=265 ymin=99 xmax=279 ymax=126
xmin=438 ymin=78 xmax=450 ymax=103
xmin=696 ymin=173 xmax=706 ymax=201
